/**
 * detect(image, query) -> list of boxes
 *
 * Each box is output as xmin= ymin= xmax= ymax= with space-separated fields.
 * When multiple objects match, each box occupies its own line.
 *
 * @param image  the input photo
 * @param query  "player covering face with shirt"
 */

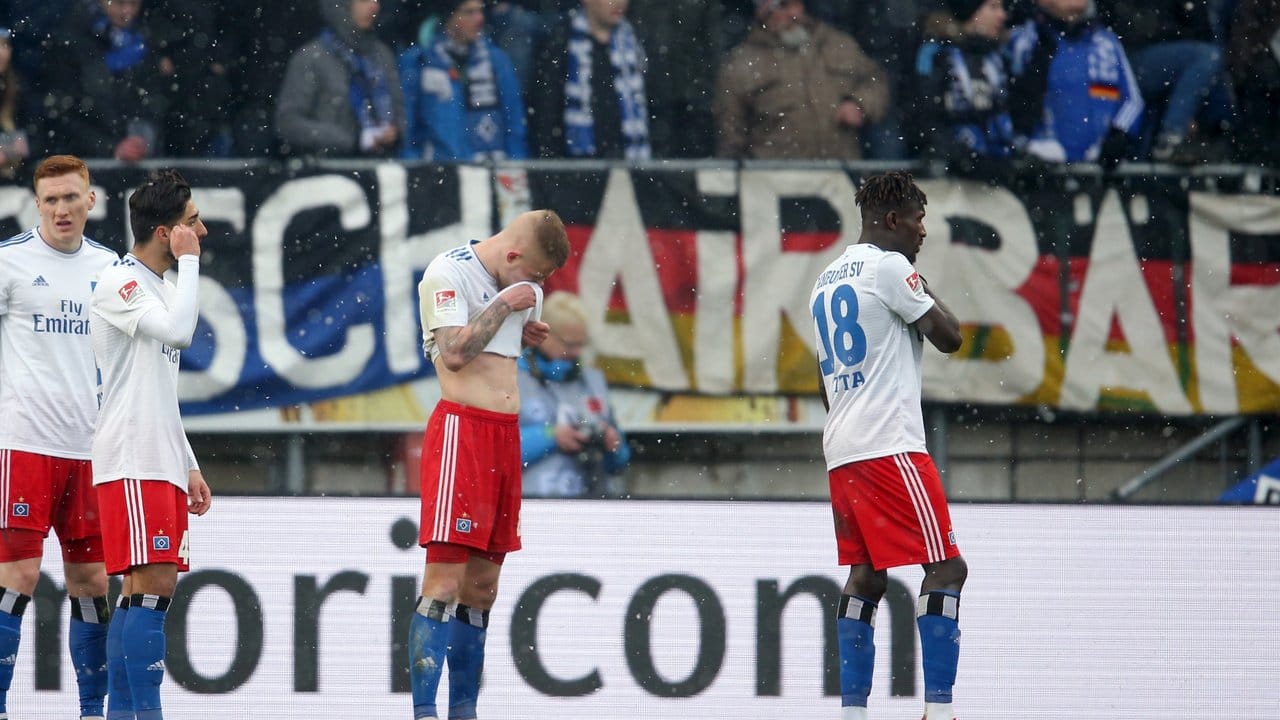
xmin=409 ymin=210 xmax=569 ymax=720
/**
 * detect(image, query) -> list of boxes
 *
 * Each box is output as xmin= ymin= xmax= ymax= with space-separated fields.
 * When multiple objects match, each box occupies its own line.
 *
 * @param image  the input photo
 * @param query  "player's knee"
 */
xmin=422 ymin=577 xmax=463 ymax=604
xmin=0 ymin=562 xmax=41 ymax=595
xmin=63 ymin=559 xmax=109 ymax=597
xmin=848 ymin=565 xmax=888 ymax=601
xmin=463 ymin=578 xmax=499 ymax=608
xmin=129 ymin=564 xmax=179 ymax=597
xmin=926 ymin=555 xmax=968 ymax=591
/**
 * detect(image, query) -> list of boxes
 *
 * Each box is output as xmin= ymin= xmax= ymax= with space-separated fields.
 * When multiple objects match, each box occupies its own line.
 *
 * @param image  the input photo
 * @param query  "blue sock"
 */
xmin=123 ymin=595 xmax=170 ymax=720
xmin=106 ymin=597 xmax=134 ymax=720
xmin=70 ymin=596 xmax=111 ymax=718
xmin=447 ymin=605 xmax=489 ymax=720
xmin=836 ymin=594 xmax=877 ymax=708
xmin=916 ymin=591 xmax=961 ymax=704
xmin=409 ymin=598 xmax=451 ymax=719
xmin=0 ymin=588 xmax=32 ymax=716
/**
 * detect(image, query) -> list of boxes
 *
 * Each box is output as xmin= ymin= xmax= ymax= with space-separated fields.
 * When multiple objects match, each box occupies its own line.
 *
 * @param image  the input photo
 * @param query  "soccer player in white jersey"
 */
xmin=89 ymin=169 xmax=212 ymax=720
xmin=409 ymin=210 xmax=569 ymax=720
xmin=0 ymin=155 xmax=117 ymax=720
xmin=810 ymin=172 xmax=966 ymax=720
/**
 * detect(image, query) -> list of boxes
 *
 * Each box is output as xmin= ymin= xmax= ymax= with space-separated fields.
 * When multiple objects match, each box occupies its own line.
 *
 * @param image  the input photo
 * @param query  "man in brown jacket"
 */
xmin=715 ymin=0 xmax=889 ymax=160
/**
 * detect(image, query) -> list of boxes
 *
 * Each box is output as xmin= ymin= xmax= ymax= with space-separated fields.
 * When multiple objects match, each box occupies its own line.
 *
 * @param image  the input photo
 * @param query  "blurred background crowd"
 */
xmin=0 ymin=0 xmax=1276 ymax=178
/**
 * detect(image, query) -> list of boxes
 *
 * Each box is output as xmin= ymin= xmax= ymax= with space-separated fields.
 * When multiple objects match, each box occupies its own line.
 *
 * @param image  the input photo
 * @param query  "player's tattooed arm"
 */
xmin=433 ymin=297 xmax=514 ymax=369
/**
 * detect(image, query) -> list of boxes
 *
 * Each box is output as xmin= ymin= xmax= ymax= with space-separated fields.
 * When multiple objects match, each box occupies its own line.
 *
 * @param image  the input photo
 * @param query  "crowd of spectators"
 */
xmin=0 ymin=0 xmax=1275 ymax=174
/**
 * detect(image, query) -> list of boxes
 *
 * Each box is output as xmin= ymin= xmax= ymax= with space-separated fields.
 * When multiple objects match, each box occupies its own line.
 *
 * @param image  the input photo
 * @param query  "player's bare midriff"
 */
xmin=434 ymin=353 xmax=521 ymax=414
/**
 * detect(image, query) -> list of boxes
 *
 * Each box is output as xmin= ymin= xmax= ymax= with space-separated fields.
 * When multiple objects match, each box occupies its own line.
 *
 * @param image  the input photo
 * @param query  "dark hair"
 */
xmin=855 ymin=171 xmax=928 ymax=219
xmin=129 ymin=169 xmax=192 ymax=245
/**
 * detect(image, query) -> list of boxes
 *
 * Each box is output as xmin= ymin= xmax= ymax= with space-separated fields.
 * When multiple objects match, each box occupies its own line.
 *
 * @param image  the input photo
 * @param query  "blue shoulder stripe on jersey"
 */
xmin=84 ymin=237 xmax=115 ymax=253
xmin=0 ymin=231 xmax=35 ymax=248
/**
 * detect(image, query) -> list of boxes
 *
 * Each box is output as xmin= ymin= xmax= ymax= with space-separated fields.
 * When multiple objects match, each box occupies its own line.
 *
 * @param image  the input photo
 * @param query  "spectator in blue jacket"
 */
xmin=399 ymin=0 xmax=528 ymax=161
xmin=1098 ymin=0 xmax=1233 ymax=162
xmin=517 ymin=291 xmax=630 ymax=498
xmin=1007 ymin=0 xmax=1144 ymax=167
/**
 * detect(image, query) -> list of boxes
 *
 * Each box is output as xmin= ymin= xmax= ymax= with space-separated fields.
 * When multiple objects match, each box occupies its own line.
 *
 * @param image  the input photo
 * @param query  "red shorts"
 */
xmin=96 ymin=479 xmax=190 ymax=575
xmin=829 ymin=452 xmax=960 ymax=570
xmin=0 ymin=449 xmax=103 ymax=562
xmin=418 ymin=401 xmax=522 ymax=556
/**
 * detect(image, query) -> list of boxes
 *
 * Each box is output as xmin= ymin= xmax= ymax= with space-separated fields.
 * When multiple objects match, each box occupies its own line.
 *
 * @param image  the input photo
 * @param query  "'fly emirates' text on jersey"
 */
xmin=418 ymin=242 xmax=542 ymax=360
xmin=811 ymin=243 xmax=935 ymax=469
xmin=0 ymin=229 xmax=117 ymax=459
xmin=90 ymin=254 xmax=201 ymax=489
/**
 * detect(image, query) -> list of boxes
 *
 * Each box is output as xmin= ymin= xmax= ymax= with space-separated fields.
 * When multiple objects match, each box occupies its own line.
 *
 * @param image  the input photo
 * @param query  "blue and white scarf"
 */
xmin=320 ymin=30 xmax=395 ymax=133
xmin=433 ymin=36 xmax=498 ymax=111
xmin=563 ymin=10 xmax=650 ymax=160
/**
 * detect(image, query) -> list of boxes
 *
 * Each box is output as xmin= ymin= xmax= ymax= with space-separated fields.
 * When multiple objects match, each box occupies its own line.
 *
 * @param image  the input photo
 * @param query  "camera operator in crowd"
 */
xmin=517 ymin=291 xmax=630 ymax=498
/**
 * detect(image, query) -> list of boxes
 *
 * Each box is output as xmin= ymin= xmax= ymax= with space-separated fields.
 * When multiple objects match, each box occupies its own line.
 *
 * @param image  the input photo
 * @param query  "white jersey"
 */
xmin=418 ymin=242 xmax=542 ymax=361
xmin=811 ymin=243 xmax=936 ymax=469
xmin=90 ymin=254 xmax=201 ymax=489
xmin=0 ymin=228 xmax=117 ymax=459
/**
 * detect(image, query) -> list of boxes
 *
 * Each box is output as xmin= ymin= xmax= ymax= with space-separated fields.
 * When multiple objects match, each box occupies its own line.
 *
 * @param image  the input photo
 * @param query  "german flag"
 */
xmin=1089 ymin=83 xmax=1121 ymax=101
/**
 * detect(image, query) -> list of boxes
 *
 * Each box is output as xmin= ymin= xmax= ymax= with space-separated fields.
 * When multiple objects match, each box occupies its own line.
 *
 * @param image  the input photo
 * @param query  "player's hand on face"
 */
xmin=187 ymin=470 xmax=212 ymax=516
xmin=499 ymin=281 xmax=540 ymax=311
xmin=170 ymin=224 xmax=202 ymax=259
xmin=553 ymin=422 xmax=588 ymax=453
xmin=522 ymin=320 xmax=550 ymax=347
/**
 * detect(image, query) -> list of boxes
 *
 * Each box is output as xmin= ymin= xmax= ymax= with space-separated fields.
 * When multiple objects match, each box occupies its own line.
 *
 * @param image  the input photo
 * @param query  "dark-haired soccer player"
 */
xmin=90 ymin=169 xmax=212 ymax=720
xmin=0 ymin=155 xmax=117 ymax=720
xmin=810 ymin=171 xmax=967 ymax=720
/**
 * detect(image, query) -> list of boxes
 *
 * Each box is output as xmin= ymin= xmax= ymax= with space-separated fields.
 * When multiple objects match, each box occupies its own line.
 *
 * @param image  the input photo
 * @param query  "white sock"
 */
xmin=924 ymin=701 xmax=955 ymax=719
xmin=841 ymin=706 xmax=869 ymax=720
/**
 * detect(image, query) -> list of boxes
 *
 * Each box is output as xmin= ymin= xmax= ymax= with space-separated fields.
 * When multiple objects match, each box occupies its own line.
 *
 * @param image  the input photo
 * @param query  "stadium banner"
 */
xmin=22 ymin=499 xmax=1276 ymax=719
xmin=1 ymin=164 xmax=1277 ymax=428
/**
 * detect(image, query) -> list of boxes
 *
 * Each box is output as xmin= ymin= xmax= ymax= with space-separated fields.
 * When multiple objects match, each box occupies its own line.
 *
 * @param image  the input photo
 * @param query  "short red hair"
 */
xmin=33 ymin=155 xmax=90 ymax=191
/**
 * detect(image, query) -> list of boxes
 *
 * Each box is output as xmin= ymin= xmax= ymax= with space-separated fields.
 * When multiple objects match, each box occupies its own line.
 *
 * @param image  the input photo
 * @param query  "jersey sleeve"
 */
xmin=875 ymin=253 xmax=935 ymax=324
xmin=93 ymin=268 xmax=162 ymax=337
xmin=418 ymin=260 xmax=471 ymax=333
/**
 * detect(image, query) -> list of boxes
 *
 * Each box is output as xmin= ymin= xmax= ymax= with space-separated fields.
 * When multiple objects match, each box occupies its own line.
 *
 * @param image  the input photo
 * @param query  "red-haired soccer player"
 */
xmin=0 ymin=155 xmax=117 ymax=720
